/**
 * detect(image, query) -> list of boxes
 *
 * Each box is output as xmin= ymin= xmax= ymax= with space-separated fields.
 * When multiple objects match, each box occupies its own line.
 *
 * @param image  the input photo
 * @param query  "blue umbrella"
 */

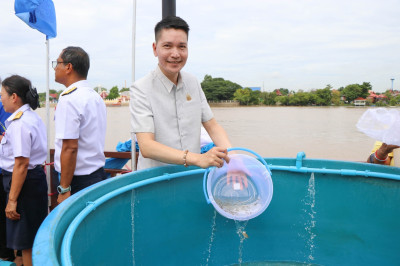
xmin=15 ymin=0 xmax=57 ymax=39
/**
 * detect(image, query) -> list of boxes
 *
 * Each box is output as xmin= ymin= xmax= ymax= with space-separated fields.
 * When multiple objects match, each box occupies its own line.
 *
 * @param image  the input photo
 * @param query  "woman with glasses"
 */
xmin=0 ymin=75 xmax=47 ymax=266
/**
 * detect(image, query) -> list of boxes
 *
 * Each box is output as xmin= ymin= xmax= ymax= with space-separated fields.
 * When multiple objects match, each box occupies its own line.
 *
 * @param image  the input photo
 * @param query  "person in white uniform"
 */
xmin=130 ymin=16 xmax=246 ymax=188
xmin=0 ymin=75 xmax=48 ymax=266
xmin=52 ymin=46 xmax=107 ymax=204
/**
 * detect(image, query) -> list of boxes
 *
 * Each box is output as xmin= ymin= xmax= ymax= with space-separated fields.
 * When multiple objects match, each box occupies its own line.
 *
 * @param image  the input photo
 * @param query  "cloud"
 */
xmin=1 ymin=0 xmax=400 ymax=93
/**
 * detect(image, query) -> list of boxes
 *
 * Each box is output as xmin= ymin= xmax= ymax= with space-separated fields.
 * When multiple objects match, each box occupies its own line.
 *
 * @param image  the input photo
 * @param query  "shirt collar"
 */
xmin=155 ymin=65 xmax=184 ymax=93
xmin=6 ymin=104 xmax=30 ymax=125
xmin=61 ymin=80 xmax=90 ymax=94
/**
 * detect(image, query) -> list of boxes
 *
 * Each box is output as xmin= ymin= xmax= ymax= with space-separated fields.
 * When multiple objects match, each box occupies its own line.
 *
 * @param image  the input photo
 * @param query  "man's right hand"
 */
xmin=197 ymin=147 xmax=229 ymax=169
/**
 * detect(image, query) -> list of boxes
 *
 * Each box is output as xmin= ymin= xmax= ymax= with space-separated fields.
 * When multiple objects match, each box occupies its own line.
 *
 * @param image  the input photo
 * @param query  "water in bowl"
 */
xmin=212 ymin=174 xmax=263 ymax=218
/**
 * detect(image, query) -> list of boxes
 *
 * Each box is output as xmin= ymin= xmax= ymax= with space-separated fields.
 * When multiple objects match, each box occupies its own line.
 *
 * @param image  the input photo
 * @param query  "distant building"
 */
xmin=367 ymin=90 xmax=387 ymax=104
xmin=99 ymin=91 xmax=108 ymax=99
xmin=120 ymin=91 xmax=130 ymax=102
xmin=354 ymin=97 xmax=366 ymax=106
xmin=49 ymin=93 xmax=58 ymax=103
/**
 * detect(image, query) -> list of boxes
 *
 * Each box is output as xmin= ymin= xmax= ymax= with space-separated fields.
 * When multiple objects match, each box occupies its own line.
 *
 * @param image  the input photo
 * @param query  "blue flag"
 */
xmin=15 ymin=0 xmax=57 ymax=39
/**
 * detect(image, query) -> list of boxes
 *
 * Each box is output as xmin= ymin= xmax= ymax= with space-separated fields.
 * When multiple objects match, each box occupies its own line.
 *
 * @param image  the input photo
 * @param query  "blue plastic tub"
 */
xmin=33 ymin=154 xmax=400 ymax=265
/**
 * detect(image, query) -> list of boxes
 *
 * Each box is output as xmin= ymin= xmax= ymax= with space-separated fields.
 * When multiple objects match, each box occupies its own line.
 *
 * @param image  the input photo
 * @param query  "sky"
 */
xmin=1 ymin=0 xmax=400 ymax=93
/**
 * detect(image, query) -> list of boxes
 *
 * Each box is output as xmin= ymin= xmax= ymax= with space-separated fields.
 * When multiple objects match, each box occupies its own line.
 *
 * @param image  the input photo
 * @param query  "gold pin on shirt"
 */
xmin=186 ymin=94 xmax=192 ymax=101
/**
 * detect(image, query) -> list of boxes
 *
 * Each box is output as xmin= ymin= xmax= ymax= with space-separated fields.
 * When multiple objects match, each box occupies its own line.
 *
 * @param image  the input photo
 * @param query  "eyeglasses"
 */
xmin=52 ymin=60 xmax=68 ymax=69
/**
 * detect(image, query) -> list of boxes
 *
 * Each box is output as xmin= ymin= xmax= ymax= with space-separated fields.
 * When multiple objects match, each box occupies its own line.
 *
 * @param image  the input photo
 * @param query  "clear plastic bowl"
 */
xmin=206 ymin=153 xmax=273 ymax=221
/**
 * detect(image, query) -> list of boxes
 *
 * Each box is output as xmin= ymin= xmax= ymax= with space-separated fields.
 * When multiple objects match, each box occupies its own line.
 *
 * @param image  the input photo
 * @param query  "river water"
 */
xmin=36 ymin=106 xmax=381 ymax=162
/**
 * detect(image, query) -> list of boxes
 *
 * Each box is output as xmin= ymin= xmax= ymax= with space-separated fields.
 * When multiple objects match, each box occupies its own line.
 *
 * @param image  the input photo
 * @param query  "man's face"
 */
xmin=153 ymin=28 xmax=188 ymax=82
xmin=54 ymin=52 xmax=67 ymax=85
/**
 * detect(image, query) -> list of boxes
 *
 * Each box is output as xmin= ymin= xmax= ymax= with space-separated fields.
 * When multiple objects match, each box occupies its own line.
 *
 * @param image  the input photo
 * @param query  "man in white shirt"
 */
xmin=53 ymin=46 xmax=107 ymax=204
xmin=130 ymin=16 xmax=236 ymax=172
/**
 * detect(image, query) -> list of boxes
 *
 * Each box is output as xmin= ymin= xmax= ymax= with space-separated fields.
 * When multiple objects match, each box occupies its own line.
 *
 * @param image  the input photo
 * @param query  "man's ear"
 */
xmin=152 ymin=42 xmax=158 ymax=57
xmin=65 ymin=63 xmax=73 ymax=74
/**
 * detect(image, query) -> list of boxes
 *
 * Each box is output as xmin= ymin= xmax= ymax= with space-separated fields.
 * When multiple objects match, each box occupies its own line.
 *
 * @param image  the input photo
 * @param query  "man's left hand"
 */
xmin=57 ymin=191 xmax=71 ymax=205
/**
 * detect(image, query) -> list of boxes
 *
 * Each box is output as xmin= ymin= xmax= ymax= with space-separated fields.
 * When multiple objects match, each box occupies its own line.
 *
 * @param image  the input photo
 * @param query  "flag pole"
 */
xmin=45 ymin=38 xmax=51 ymax=205
xmin=131 ymin=0 xmax=137 ymax=171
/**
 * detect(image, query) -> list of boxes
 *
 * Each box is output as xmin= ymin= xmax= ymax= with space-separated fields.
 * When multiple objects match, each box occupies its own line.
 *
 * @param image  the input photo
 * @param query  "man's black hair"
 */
xmin=61 ymin=46 xmax=90 ymax=78
xmin=154 ymin=16 xmax=190 ymax=42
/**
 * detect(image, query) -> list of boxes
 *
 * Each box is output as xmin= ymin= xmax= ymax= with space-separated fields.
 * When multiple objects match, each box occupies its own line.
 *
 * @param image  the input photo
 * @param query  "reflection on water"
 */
xmin=36 ymin=106 xmax=376 ymax=161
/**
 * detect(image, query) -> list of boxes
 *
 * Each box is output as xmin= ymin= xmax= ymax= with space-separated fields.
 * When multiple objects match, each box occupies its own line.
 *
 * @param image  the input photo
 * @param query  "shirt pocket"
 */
xmin=0 ymin=137 xmax=12 ymax=157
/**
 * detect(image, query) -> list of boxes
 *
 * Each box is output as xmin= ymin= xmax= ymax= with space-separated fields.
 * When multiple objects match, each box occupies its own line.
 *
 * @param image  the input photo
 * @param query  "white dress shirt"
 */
xmin=54 ymin=80 xmax=106 ymax=175
xmin=130 ymin=66 xmax=214 ymax=170
xmin=0 ymin=104 xmax=47 ymax=172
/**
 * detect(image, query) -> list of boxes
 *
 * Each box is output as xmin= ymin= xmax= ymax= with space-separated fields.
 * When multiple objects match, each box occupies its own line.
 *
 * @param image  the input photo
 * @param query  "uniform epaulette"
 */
xmin=61 ymin=87 xmax=77 ymax=96
xmin=12 ymin=111 xmax=23 ymax=120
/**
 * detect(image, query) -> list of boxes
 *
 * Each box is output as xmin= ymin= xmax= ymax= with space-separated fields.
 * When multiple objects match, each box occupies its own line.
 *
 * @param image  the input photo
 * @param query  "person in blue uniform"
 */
xmin=0 ymin=77 xmax=14 ymax=262
xmin=0 ymin=75 xmax=48 ymax=266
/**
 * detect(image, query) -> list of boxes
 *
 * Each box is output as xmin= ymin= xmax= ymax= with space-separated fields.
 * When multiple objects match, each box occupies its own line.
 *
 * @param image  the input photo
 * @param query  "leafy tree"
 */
xmin=107 ymin=86 xmax=120 ymax=99
xmin=313 ymin=85 xmax=332 ymax=106
xmin=275 ymin=95 xmax=288 ymax=106
xmin=233 ymin=88 xmax=259 ymax=105
xmin=260 ymin=92 xmax=276 ymax=105
xmin=293 ymin=91 xmax=311 ymax=106
xmin=360 ymin=82 xmax=372 ymax=98
xmin=39 ymin=92 xmax=46 ymax=103
xmin=331 ymin=90 xmax=341 ymax=106
xmin=201 ymin=75 xmax=241 ymax=101
xmin=120 ymin=87 xmax=130 ymax=93
xmin=342 ymin=84 xmax=362 ymax=102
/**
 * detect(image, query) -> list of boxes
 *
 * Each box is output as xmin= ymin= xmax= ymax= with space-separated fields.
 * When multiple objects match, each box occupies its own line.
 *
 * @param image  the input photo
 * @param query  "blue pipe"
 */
xmin=296 ymin=151 xmax=306 ymax=169
xmin=268 ymin=165 xmax=400 ymax=181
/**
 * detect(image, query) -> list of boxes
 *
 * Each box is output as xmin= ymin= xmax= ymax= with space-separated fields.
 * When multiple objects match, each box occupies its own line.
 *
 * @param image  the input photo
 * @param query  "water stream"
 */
xmin=235 ymin=220 xmax=249 ymax=265
xmin=304 ymin=173 xmax=316 ymax=262
xmin=204 ymin=210 xmax=217 ymax=266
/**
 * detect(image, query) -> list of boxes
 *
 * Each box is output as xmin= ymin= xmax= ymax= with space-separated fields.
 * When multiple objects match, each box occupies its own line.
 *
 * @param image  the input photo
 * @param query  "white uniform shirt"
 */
xmin=54 ymin=80 xmax=106 ymax=175
xmin=0 ymin=104 xmax=47 ymax=172
xmin=130 ymin=66 xmax=214 ymax=170
xmin=200 ymin=126 xmax=213 ymax=148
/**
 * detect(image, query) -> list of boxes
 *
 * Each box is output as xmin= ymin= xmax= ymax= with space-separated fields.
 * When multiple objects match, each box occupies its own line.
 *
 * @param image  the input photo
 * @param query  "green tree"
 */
xmin=201 ymin=75 xmax=242 ymax=101
xmin=120 ymin=87 xmax=130 ymax=93
xmin=260 ymin=92 xmax=276 ymax=105
xmin=39 ymin=92 xmax=46 ymax=103
xmin=275 ymin=95 xmax=288 ymax=106
xmin=313 ymin=85 xmax=332 ymax=106
xmin=360 ymin=82 xmax=372 ymax=98
xmin=233 ymin=88 xmax=259 ymax=105
xmin=342 ymin=84 xmax=362 ymax=102
xmin=107 ymin=86 xmax=120 ymax=99
xmin=331 ymin=90 xmax=341 ymax=106
xmin=293 ymin=91 xmax=311 ymax=106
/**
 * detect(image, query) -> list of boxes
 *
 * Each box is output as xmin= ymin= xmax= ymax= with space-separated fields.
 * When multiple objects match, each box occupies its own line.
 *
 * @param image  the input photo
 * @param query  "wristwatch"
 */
xmin=57 ymin=185 xmax=71 ymax=194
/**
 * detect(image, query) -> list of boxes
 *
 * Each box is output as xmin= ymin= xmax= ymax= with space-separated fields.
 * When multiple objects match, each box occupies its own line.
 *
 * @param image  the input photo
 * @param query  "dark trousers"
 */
xmin=0 ymin=173 xmax=14 ymax=259
xmin=57 ymin=167 xmax=106 ymax=195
